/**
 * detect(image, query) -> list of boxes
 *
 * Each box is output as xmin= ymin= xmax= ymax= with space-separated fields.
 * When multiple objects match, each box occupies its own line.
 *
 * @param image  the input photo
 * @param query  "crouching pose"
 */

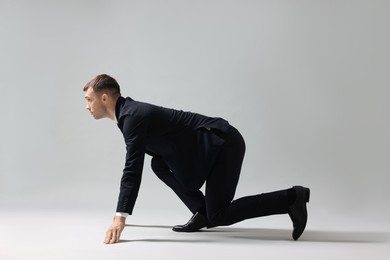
xmin=83 ymin=74 xmax=310 ymax=244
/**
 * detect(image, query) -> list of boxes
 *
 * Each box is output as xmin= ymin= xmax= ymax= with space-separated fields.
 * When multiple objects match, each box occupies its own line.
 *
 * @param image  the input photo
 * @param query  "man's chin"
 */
xmin=92 ymin=114 xmax=104 ymax=120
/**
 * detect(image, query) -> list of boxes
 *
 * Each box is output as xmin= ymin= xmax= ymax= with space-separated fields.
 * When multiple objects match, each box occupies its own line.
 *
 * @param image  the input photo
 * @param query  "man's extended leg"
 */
xmin=203 ymin=125 xmax=288 ymax=226
xmin=204 ymin=125 xmax=309 ymax=240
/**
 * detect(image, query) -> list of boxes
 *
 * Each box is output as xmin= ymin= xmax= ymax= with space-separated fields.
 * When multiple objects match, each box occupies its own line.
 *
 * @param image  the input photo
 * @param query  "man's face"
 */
xmin=84 ymin=88 xmax=107 ymax=120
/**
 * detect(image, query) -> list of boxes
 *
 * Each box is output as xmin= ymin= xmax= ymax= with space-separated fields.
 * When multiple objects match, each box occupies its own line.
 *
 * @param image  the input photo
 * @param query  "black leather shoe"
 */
xmin=172 ymin=212 xmax=209 ymax=232
xmin=288 ymin=186 xmax=310 ymax=240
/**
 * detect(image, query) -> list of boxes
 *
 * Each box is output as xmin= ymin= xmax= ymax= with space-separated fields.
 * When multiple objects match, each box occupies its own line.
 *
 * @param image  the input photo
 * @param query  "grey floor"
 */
xmin=1 ymin=208 xmax=389 ymax=260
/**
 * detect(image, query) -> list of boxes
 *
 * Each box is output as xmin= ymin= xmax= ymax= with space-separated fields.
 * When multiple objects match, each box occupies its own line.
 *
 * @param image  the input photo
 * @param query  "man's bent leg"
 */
xmin=151 ymin=157 xmax=206 ymax=215
xmin=151 ymin=157 xmax=209 ymax=232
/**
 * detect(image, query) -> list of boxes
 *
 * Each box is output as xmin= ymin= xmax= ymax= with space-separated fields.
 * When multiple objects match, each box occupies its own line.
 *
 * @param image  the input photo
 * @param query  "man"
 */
xmin=83 ymin=74 xmax=310 ymax=244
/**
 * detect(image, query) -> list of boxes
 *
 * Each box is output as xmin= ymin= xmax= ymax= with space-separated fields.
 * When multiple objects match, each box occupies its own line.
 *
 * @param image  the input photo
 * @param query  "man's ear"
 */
xmin=101 ymin=93 xmax=107 ymax=102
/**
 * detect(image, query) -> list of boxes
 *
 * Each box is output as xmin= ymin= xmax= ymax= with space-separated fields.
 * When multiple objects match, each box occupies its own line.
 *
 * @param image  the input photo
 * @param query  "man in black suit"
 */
xmin=83 ymin=74 xmax=310 ymax=244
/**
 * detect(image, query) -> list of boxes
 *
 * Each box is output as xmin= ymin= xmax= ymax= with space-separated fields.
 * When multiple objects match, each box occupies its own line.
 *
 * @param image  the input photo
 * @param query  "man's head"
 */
xmin=84 ymin=74 xmax=121 ymax=120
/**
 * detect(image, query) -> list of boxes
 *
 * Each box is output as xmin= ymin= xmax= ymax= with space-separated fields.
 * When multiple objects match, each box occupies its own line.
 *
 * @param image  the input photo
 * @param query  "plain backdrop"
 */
xmin=0 ymin=0 xmax=389 ymax=232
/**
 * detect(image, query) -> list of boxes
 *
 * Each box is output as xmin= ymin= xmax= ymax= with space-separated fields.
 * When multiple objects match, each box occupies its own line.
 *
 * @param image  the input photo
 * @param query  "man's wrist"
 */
xmin=115 ymin=212 xmax=129 ymax=218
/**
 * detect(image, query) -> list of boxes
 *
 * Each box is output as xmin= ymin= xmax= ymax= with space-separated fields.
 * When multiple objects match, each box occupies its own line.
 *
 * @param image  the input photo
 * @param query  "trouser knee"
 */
xmin=151 ymin=157 xmax=170 ymax=178
xmin=207 ymin=210 xmax=230 ymax=227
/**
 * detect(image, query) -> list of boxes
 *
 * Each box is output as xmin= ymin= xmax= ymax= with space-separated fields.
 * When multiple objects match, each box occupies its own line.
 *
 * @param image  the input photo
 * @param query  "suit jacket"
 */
xmin=115 ymin=97 xmax=230 ymax=214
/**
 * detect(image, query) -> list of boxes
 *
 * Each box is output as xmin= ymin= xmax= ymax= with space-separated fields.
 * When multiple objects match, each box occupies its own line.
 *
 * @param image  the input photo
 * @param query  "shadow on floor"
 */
xmin=118 ymin=238 xmax=214 ymax=243
xmin=204 ymin=227 xmax=390 ymax=243
xmin=126 ymin=224 xmax=172 ymax=229
xmin=125 ymin=224 xmax=389 ymax=244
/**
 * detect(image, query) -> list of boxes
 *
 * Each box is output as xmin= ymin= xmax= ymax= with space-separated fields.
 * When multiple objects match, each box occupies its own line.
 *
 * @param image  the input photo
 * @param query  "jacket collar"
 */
xmin=115 ymin=96 xmax=135 ymax=122
xmin=115 ymin=96 xmax=126 ymax=122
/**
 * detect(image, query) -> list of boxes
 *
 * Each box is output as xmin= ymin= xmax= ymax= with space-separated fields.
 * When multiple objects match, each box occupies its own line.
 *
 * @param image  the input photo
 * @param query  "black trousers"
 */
xmin=151 ymin=125 xmax=289 ymax=226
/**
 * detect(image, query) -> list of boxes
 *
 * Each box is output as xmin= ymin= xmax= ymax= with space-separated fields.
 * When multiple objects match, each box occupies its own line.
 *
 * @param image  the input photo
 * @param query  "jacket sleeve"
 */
xmin=116 ymin=114 xmax=149 ymax=214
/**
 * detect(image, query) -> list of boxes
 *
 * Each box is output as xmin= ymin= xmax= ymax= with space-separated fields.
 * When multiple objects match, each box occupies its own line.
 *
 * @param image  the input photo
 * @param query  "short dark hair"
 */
xmin=83 ymin=74 xmax=121 ymax=96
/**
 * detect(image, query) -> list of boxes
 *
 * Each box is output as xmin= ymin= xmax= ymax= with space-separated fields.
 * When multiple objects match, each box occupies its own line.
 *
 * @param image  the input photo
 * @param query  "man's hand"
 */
xmin=104 ymin=216 xmax=126 ymax=244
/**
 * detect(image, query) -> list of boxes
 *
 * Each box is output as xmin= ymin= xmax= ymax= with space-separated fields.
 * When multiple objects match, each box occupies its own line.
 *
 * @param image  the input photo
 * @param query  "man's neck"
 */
xmin=107 ymin=95 xmax=120 ymax=121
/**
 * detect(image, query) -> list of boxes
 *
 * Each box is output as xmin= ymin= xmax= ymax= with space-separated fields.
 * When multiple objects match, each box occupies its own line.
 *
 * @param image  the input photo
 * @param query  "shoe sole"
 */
xmin=292 ymin=186 xmax=310 ymax=240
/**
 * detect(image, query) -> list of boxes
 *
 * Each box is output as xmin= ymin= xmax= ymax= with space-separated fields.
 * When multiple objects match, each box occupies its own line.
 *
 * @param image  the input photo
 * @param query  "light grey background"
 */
xmin=1 ymin=0 xmax=389 ymax=231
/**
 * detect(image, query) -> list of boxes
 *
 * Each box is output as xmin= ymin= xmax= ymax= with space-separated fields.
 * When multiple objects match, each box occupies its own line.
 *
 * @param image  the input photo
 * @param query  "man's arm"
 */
xmin=104 ymin=114 xmax=149 ymax=244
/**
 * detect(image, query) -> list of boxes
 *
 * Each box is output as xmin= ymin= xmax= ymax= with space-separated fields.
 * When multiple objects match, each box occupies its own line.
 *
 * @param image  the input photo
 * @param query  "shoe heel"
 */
xmin=305 ymin=188 xmax=310 ymax=203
